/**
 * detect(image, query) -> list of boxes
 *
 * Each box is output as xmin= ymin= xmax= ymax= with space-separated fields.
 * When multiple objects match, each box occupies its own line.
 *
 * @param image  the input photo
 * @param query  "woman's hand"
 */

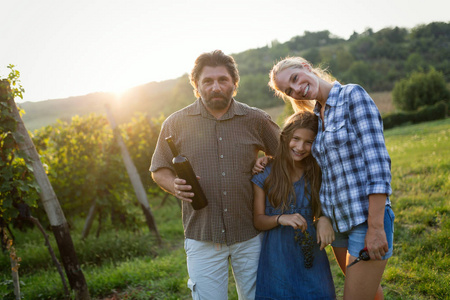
xmin=252 ymin=156 xmax=270 ymax=175
xmin=316 ymin=216 xmax=335 ymax=250
xmin=366 ymin=194 xmax=389 ymax=260
xmin=278 ymin=213 xmax=307 ymax=232
xmin=365 ymin=226 xmax=388 ymax=260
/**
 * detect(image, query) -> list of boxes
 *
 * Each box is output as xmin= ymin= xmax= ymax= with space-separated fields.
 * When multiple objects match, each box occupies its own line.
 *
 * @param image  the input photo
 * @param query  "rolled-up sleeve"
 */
xmin=259 ymin=111 xmax=280 ymax=156
xmin=150 ymin=116 xmax=177 ymax=173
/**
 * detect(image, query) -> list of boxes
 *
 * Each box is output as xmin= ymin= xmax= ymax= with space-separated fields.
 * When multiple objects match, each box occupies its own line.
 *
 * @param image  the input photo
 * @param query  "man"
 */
xmin=150 ymin=50 xmax=279 ymax=299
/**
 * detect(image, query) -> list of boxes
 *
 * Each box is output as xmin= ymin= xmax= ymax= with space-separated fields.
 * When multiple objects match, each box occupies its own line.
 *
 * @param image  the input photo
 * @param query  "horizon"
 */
xmin=1 ymin=0 xmax=449 ymax=103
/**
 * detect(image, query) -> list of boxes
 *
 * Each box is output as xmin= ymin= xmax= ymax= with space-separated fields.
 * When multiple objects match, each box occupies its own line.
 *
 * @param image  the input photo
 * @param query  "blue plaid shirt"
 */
xmin=312 ymin=82 xmax=392 ymax=233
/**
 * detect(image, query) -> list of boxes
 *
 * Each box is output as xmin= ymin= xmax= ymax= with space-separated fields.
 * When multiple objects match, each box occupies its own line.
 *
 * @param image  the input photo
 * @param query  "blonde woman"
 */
xmin=267 ymin=57 xmax=394 ymax=300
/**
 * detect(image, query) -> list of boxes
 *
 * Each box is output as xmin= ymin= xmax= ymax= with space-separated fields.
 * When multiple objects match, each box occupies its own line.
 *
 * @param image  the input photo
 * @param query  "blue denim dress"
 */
xmin=252 ymin=166 xmax=336 ymax=300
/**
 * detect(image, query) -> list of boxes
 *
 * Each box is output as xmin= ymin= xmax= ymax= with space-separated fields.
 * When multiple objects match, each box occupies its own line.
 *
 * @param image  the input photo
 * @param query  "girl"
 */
xmin=267 ymin=56 xmax=394 ymax=300
xmin=252 ymin=111 xmax=336 ymax=299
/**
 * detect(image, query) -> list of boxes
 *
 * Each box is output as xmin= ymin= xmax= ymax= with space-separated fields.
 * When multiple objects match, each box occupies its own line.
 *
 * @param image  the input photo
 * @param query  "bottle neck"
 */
xmin=165 ymin=136 xmax=179 ymax=157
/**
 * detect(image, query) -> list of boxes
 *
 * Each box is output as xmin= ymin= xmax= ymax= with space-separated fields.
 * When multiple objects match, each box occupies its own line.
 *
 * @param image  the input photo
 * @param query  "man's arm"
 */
xmin=259 ymin=112 xmax=280 ymax=156
xmin=152 ymin=168 xmax=194 ymax=203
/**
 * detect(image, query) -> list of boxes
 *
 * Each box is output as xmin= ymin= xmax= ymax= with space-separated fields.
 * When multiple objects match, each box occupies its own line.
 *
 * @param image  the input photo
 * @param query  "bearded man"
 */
xmin=150 ymin=50 xmax=279 ymax=299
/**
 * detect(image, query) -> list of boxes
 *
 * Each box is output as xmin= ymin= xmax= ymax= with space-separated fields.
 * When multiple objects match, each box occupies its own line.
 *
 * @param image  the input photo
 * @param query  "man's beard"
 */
xmin=202 ymin=91 xmax=232 ymax=110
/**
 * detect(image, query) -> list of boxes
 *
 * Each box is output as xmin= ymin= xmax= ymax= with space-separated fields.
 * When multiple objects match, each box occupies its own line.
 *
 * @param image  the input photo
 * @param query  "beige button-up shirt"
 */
xmin=150 ymin=99 xmax=279 ymax=245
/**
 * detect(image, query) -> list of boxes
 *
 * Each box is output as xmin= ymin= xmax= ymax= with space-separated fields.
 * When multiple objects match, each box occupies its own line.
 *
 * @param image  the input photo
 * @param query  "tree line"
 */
xmin=121 ymin=22 xmax=450 ymax=118
xmin=20 ymin=21 xmax=450 ymax=131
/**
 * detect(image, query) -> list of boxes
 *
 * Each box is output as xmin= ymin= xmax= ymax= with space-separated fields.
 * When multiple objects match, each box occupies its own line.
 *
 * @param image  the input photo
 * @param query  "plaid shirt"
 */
xmin=312 ymin=82 xmax=392 ymax=233
xmin=150 ymin=99 xmax=279 ymax=245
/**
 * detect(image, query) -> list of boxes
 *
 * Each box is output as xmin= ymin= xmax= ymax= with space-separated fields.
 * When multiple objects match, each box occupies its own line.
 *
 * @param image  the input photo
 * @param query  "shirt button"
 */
xmin=219 ymin=137 xmax=223 ymax=141
xmin=223 ymin=191 xmax=227 ymax=195
xmin=222 ymin=172 xmax=226 ymax=176
xmin=220 ymin=155 xmax=224 ymax=159
xmin=224 ymin=208 xmax=228 ymax=212
xmin=222 ymin=229 xmax=225 ymax=233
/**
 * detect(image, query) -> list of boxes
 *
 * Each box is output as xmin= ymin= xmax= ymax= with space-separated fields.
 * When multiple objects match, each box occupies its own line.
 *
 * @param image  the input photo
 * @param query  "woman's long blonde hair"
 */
xmin=263 ymin=111 xmax=322 ymax=219
xmin=269 ymin=57 xmax=334 ymax=112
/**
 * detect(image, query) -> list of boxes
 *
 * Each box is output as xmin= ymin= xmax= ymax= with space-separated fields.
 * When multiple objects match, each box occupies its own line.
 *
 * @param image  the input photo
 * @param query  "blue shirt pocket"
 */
xmin=324 ymin=120 xmax=348 ymax=148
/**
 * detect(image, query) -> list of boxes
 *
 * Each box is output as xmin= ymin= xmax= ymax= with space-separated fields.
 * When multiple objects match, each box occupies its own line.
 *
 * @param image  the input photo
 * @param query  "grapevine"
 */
xmin=1 ymin=65 xmax=39 ymax=234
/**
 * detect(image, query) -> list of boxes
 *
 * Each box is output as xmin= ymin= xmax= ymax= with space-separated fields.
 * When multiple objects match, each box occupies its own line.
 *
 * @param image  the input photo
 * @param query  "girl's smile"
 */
xmin=289 ymin=128 xmax=316 ymax=164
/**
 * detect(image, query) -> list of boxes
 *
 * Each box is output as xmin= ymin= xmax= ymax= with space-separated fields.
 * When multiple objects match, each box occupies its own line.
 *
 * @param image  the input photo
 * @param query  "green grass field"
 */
xmin=1 ymin=118 xmax=449 ymax=299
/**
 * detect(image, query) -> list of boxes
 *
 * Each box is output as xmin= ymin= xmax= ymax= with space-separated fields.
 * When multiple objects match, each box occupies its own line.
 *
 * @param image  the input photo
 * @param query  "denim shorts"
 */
xmin=331 ymin=205 xmax=395 ymax=259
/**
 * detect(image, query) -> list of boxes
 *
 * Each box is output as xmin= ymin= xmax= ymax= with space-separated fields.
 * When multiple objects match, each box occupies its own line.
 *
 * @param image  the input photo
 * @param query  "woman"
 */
xmin=267 ymin=57 xmax=394 ymax=300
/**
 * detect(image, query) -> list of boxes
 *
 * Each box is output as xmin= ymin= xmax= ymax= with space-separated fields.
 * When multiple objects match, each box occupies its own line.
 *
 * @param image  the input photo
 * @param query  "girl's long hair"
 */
xmin=263 ymin=111 xmax=322 ymax=219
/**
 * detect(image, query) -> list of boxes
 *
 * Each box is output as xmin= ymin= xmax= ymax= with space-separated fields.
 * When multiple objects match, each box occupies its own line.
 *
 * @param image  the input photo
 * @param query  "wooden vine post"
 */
xmin=1 ymin=80 xmax=90 ymax=300
xmin=81 ymin=200 xmax=98 ymax=239
xmin=105 ymin=104 xmax=161 ymax=244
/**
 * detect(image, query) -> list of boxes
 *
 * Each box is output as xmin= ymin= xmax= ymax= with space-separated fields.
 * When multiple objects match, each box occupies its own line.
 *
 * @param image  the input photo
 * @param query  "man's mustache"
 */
xmin=210 ymin=92 xmax=226 ymax=99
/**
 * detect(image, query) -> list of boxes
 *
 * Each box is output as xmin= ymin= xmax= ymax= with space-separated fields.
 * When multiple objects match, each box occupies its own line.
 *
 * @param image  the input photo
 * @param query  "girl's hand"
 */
xmin=252 ymin=156 xmax=270 ymax=175
xmin=316 ymin=216 xmax=335 ymax=250
xmin=278 ymin=213 xmax=307 ymax=232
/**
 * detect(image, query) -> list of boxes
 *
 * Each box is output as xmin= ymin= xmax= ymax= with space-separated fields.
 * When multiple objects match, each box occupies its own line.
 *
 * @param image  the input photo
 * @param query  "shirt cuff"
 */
xmin=366 ymin=182 xmax=392 ymax=196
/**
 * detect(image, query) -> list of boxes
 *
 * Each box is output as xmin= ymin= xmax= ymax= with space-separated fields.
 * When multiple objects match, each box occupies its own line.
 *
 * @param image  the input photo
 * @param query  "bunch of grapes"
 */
xmin=294 ymin=229 xmax=315 ymax=268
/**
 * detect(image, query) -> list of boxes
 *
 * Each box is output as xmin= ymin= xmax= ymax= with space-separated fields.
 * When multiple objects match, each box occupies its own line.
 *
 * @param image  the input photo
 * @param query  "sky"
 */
xmin=1 ymin=0 xmax=449 ymax=103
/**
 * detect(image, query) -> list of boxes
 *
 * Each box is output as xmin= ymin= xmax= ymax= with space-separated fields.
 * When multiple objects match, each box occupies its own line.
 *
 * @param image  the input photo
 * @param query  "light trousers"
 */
xmin=184 ymin=233 xmax=262 ymax=300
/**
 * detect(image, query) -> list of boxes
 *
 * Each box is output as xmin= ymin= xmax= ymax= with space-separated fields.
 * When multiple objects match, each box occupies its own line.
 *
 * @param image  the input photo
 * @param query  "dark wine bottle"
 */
xmin=165 ymin=136 xmax=208 ymax=210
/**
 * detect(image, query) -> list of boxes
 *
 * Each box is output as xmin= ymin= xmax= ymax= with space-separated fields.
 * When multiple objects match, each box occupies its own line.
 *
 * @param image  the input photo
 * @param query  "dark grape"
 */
xmin=294 ymin=229 xmax=315 ymax=268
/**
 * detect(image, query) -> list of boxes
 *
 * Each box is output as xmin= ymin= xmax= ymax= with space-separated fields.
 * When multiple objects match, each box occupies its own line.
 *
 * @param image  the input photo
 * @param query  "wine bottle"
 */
xmin=165 ymin=136 xmax=208 ymax=210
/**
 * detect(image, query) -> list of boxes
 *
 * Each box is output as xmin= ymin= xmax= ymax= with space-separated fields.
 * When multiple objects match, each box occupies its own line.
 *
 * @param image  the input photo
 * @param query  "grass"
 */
xmin=380 ymin=118 xmax=450 ymax=299
xmin=1 ymin=119 xmax=449 ymax=299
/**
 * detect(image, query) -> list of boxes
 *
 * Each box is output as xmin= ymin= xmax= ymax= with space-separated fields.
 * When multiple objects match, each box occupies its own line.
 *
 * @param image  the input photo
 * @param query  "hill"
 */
xmin=20 ymin=78 xmax=180 ymax=131
xmin=18 ymin=21 xmax=450 ymax=131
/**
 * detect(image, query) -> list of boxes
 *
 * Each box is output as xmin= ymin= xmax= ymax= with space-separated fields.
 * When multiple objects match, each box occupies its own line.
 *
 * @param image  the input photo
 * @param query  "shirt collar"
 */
xmin=314 ymin=81 xmax=342 ymax=114
xmin=187 ymin=98 xmax=247 ymax=120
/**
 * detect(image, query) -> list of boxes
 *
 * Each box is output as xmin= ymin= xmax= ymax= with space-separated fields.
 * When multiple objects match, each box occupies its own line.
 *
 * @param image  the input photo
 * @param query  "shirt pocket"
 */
xmin=233 ymin=143 xmax=256 ymax=174
xmin=324 ymin=121 xmax=348 ymax=148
